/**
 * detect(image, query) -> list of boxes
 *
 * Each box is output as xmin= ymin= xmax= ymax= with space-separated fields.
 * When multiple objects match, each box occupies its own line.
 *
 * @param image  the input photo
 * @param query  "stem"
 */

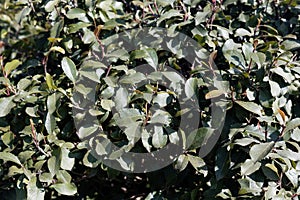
xmin=30 ymin=119 xmax=49 ymax=157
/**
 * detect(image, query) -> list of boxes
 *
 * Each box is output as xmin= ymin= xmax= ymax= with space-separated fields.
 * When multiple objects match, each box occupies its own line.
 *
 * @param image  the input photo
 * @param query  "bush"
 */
xmin=0 ymin=0 xmax=300 ymax=199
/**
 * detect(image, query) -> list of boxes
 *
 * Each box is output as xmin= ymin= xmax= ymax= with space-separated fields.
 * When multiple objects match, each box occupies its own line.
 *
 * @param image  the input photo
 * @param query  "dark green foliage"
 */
xmin=0 ymin=0 xmax=300 ymax=199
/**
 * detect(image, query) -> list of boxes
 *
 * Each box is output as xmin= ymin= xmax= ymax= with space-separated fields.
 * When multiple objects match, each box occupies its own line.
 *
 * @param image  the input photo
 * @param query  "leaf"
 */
xmin=114 ymin=87 xmax=128 ymax=111
xmin=174 ymin=154 xmax=189 ymax=171
xmin=187 ymin=155 xmax=206 ymax=171
xmin=185 ymin=78 xmax=198 ymax=99
xmin=48 ymin=155 xmax=60 ymax=177
xmin=119 ymin=72 xmax=146 ymax=84
xmin=49 ymin=46 xmax=65 ymax=54
xmin=143 ymin=48 xmax=158 ymax=70
xmin=48 ymin=37 xmax=63 ymax=43
xmin=157 ymin=9 xmax=182 ymax=25
xmin=284 ymin=118 xmax=300 ymax=134
xmin=0 ymin=96 xmax=16 ymax=117
xmin=45 ymin=112 xmax=56 ymax=134
xmin=241 ymin=159 xmax=261 ymax=176
xmin=269 ymin=80 xmax=281 ymax=97
xmin=45 ymin=73 xmax=57 ymax=90
xmin=66 ymin=8 xmax=86 ymax=19
xmin=277 ymin=109 xmax=286 ymax=124
xmin=27 ymin=177 xmax=45 ymax=200
xmin=152 ymin=92 xmax=169 ymax=107
xmin=187 ymin=128 xmax=214 ymax=150
xmin=4 ymin=59 xmax=21 ymax=75
xmin=281 ymin=39 xmax=300 ymax=51
xmin=56 ymin=170 xmax=72 ymax=183
xmin=44 ymin=0 xmax=59 ymax=12
xmin=235 ymin=100 xmax=263 ymax=116
xmin=285 ymin=168 xmax=298 ymax=187
xmin=60 ymin=147 xmax=75 ymax=171
xmin=152 ymin=126 xmax=167 ymax=148
xmin=61 ymin=57 xmax=78 ymax=83
xmin=168 ymin=131 xmax=180 ymax=144
xmin=50 ymin=183 xmax=77 ymax=196
xmin=250 ymin=142 xmax=275 ymax=163
xmin=235 ymin=28 xmax=252 ymax=37
xmin=131 ymin=49 xmax=158 ymax=70
xmin=205 ymin=89 xmax=224 ymax=99
xmin=0 ymin=152 xmax=22 ymax=165
xmin=47 ymin=93 xmax=56 ymax=114
xmin=271 ymin=67 xmax=294 ymax=83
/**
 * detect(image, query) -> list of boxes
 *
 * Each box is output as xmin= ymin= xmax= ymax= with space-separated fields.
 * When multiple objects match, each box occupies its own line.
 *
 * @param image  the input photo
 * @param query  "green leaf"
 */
xmin=131 ymin=49 xmax=158 ymax=70
xmin=50 ymin=183 xmax=77 ymax=196
xmin=101 ymin=99 xmax=115 ymax=111
xmin=119 ymin=72 xmax=146 ymax=84
xmin=27 ymin=177 xmax=45 ymax=200
xmin=205 ymin=89 xmax=225 ymax=99
xmin=46 ymin=73 xmax=57 ymax=90
xmin=269 ymin=80 xmax=281 ymax=97
xmin=187 ymin=128 xmax=214 ymax=150
xmin=60 ymin=147 xmax=75 ymax=171
xmin=25 ymin=106 xmax=39 ymax=117
xmin=47 ymin=93 xmax=56 ymax=114
xmin=235 ymin=28 xmax=252 ymax=37
xmin=44 ymin=0 xmax=59 ymax=12
xmin=114 ymin=87 xmax=128 ymax=111
xmin=152 ymin=126 xmax=167 ymax=148
xmin=142 ymin=129 xmax=152 ymax=152
xmin=1 ymin=132 xmax=14 ymax=146
xmin=250 ymin=142 xmax=275 ymax=163
xmin=174 ymin=154 xmax=189 ymax=171
xmin=45 ymin=112 xmax=56 ymax=134
xmin=153 ymin=92 xmax=169 ymax=107
xmin=285 ymin=168 xmax=298 ymax=187
xmin=66 ymin=8 xmax=86 ymax=19
xmin=168 ymin=131 xmax=179 ymax=145
xmin=281 ymin=39 xmax=300 ymax=51
xmin=241 ymin=159 xmax=261 ymax=176
xmin=61 ymin=57 xmax=78 ymax=83
xmin=143 ymin=48 xmax=158 ymax=70
xmin=284 ymin=118 xmax=300 ymax=134
xmin=187 ymin=155 xmax=205 ymax=171
xmin=48 ymin=155 xmax=60 ymax=177
xmin=0 ymin=96 xmax=16 ymax=117
xmin=271 ymin=67 xmax=294 ymax=83
xmin=56 ymin=170 xmax=72 ymax=183
xmin=235 ymin=100 xmax=263 ymax=116
xmin=4 ymin=59 xmax=21 ymax=75
xmin=0 ymin=152 xmax=22 ymax=165
xmin=49 ymin=46 xmax=65 ymax=54
xmin=157 ymin=9 xmax=182 ymax=25
xmin=185 ymin=78 xmax=198 ymax=99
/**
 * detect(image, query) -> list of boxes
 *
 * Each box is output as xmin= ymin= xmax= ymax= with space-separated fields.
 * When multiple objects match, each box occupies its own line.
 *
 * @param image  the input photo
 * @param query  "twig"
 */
xmin=179 ymin=1 xmax=188 ymax=21
xmin=30 ymin=119 xmax=49 ymax=157
xmin=94 ymin=25 xmax=105 ymax=59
